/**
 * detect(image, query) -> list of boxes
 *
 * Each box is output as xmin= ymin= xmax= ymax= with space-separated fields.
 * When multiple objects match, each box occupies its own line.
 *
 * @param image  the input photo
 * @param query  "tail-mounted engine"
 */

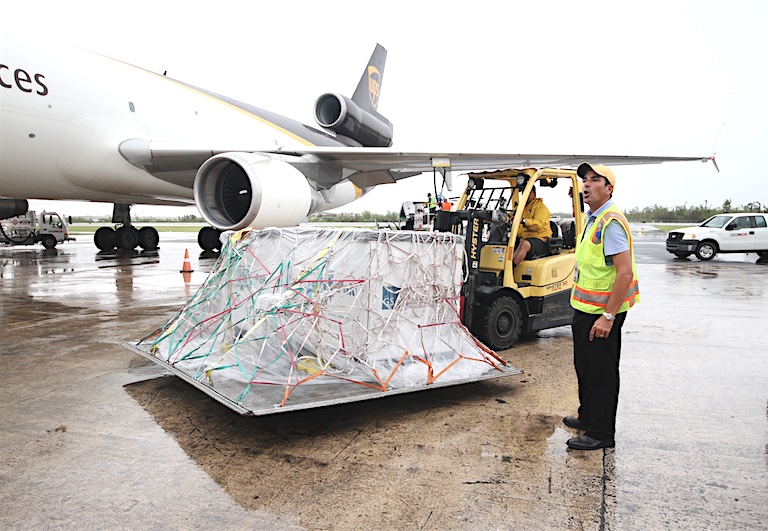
xmin=314 ymin=93 xmax=393 ymax=147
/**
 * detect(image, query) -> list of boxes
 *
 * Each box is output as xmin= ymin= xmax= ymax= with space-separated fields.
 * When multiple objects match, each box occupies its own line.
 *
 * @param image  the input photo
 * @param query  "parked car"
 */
xmin=666 ymin=213 xmax=768 ymax=261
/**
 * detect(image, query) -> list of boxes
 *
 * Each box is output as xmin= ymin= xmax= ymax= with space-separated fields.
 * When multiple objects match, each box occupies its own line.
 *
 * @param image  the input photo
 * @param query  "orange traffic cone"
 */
xmin=180 ymin=249 xmax=194 ymax=285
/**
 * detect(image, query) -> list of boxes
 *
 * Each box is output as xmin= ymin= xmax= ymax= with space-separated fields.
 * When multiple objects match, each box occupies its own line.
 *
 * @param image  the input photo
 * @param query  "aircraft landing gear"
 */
xmin=138 ymin=226 xmax=159 ymax=250
xmin=198 ymin=226 xmax=222 ymax=252
xmin=114 ymin=226 xmax=139 ymax=250
xmin=94 ymin=204 xmax=160 ymax=252
xmin=94 ymin=226 xmax=115 ymax=251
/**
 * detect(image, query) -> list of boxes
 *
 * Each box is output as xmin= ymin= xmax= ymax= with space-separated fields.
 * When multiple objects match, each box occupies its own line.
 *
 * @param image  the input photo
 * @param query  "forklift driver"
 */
xmin=512 ymin=186 xmax=552 ymax=265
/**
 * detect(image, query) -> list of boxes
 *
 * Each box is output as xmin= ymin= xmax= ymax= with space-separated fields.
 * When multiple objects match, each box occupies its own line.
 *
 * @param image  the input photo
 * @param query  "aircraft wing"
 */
xmin=276 ymin=147 xmax=712 ymax=188
xmin=121 ymin=139 xmax=711 ymax=190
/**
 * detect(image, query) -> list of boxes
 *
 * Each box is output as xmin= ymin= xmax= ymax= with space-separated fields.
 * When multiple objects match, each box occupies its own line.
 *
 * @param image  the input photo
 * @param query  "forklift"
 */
xmin=433 ymin=168 xmax=585 ymax=350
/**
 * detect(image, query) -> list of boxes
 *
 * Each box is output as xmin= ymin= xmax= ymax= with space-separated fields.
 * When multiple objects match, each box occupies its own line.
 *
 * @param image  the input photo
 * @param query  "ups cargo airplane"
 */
xmin=0 ymin=39 xmax=711 ymax=252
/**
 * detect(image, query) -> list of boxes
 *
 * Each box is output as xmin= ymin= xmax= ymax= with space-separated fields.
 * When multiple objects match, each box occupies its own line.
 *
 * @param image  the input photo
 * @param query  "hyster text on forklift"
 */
xmin=432 ymin=168 xmax=584 ymax=351
xmin=0 ymin=211 xmax=75 ymax=249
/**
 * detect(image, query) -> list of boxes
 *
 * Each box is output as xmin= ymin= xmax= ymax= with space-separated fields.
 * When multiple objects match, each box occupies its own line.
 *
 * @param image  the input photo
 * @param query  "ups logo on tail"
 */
xmin=367 ymin=66 xmax=381 ymax=109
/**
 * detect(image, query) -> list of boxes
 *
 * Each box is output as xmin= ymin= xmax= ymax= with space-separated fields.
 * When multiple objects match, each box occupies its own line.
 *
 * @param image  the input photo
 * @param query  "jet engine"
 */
xmin=194 ymin=153 xmax=314 ymax=231
xmin=314 ymin=93 xmax=393 ymax=147
xmin=0 ymin=198 xmax=29 ymax=220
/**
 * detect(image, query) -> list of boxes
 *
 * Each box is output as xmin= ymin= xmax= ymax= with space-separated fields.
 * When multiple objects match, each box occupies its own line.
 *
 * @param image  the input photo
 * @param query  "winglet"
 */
xmin=709 ymin=153 xmax=720 ymax=172
xmin=708 ymin=123 xmax=724 ymax=172
xmin=351 ymin=44 xmax=387 ymax=115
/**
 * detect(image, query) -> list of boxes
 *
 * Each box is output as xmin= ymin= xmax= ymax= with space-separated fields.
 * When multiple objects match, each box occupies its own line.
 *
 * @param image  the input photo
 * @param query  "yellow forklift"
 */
xmin=433 ymin=168 xmax=584 ymax=350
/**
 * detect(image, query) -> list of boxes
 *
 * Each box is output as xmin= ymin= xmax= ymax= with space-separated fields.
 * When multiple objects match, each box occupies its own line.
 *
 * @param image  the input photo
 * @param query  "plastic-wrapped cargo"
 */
xmin=130 ymin=227 xmax=518 ymax=415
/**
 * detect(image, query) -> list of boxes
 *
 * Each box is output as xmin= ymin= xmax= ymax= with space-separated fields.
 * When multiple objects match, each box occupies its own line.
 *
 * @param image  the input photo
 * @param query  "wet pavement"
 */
xmin=1 ymin=231 xmax=766 ymax=530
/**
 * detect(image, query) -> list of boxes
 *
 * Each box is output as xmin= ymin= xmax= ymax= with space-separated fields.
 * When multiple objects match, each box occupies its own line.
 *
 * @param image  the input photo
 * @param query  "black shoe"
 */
xmin=563 ymin=416 xmax=590 ymax=430
xmin=566 ymin=435 xmax=615 ymax=450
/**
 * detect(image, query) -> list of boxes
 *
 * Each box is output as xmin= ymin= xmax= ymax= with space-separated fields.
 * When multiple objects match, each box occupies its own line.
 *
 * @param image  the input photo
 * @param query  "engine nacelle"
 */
xmin=0 ymin=198 xmax=29 ymax=220
xmin=314 ymin=93 xmax=393 ymax=147
xmin=194 ymin=153 xmax=314 ymax=231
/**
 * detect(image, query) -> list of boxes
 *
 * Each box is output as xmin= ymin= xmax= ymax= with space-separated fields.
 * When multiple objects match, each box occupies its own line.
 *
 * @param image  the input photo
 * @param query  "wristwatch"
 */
xmin=603 ymin=312 xmax=615 ymax=321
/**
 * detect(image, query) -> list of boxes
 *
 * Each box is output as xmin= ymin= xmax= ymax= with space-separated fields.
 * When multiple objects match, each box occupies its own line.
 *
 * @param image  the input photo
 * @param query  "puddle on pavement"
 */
xmin=547 ymin=426 xmax=570 ymax=457
xmin=664 ymin=262 xmax=767 ymax=299
xmin=89 ymin=262 xmax=608 ymax=529
xmin=480 ymin=447 xmax=512 ymax=462
xmin=124 ymin=366 xmax=605 ymax=529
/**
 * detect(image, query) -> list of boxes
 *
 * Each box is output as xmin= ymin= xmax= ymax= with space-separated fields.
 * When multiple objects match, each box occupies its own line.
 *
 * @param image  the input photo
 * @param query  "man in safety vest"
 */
xmin=427 ymin=193 xmax=437 ymax=214
xmin=564 ymin=163 xmax=639 ymax=451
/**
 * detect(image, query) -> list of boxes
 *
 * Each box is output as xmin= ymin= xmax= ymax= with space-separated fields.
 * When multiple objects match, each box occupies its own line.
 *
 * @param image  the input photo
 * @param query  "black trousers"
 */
xmin=572 ymin=309 xmax=627 ymax=441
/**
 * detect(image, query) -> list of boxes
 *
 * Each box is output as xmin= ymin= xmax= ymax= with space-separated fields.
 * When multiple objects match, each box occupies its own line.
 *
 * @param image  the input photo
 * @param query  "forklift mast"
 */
xmin=434 ymin=168 xmax=585 ymax=347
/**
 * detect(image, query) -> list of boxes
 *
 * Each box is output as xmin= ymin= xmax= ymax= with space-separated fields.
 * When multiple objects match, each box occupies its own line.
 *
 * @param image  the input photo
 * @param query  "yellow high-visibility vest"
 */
xmin=570 ymin=205 xmax=639 ymax=314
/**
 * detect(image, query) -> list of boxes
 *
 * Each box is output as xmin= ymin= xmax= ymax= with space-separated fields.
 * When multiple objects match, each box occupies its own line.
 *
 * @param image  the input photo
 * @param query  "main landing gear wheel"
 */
xmin=94 ymin=227 xmax=115 ymax=251
xmin=198 ymin=226 xmax=223 ymax=252
xmin=94 ymin=225 xmax=159 ymax=251
xmin=695 ymin=241 xmax=717 ymax=261
xmin=114 ymin=226 xmax=139 ymax=250
xmin=475 ymin=295 xmax=524 ymax=351
xmin=138 ymin=226 xmax=159 ymax=251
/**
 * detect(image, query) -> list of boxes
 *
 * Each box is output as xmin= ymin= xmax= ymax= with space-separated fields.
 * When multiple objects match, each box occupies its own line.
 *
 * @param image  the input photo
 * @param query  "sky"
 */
xmin=7 ymin=0 xmax=768 ymax=218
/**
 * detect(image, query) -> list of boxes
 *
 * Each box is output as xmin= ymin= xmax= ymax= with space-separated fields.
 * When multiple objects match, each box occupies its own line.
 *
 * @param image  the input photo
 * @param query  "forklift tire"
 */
xmin=41 ymin=234 xmax=57 ymax=249
xmin=476 ymin=295 xmax=523 ymax=351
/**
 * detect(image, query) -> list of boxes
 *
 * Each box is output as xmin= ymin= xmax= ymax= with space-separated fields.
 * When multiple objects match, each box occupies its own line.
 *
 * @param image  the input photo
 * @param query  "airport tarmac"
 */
xmin=1 ymin=231 xmax=766 ymax=530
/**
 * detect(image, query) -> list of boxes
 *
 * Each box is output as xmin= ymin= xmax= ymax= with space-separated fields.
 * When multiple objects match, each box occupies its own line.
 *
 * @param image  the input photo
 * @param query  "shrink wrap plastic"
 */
xmin=137 ymin=227 xmax=505 ymax=408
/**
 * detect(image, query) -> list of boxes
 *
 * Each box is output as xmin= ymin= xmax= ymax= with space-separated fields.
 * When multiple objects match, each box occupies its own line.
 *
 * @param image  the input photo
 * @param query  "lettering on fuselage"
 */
xmin=367 ymin=66 xmax=381 ymax=109
xmin=0 ymin=64 xmax=48 ymax=96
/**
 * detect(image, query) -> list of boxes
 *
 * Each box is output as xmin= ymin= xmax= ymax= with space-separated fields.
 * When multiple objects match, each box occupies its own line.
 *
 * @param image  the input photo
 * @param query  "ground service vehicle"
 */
xmin=666 ymin=212 xmax=768 ymax=261
xmin=399 ymin=201 xmax=433 ymax=230
xmin=433 ymin=168 xmax=584 ymax=350
xmin=0 ymin=211 xmax=74 ymax=249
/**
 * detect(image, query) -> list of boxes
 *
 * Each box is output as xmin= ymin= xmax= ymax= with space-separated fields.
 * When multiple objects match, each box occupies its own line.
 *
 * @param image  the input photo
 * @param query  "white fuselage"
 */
xmin=0 ymin=40 xmax=347 ymax=208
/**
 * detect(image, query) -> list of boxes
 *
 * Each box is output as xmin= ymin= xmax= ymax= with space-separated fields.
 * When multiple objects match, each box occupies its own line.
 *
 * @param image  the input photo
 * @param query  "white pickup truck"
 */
xmin=666 ymin=212 xmax=768 ymax=261
xmin=0 ymin=211 xmax=75 ymax=249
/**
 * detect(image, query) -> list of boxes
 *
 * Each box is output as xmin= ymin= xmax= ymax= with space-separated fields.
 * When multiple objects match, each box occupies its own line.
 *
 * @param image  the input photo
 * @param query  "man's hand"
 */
xmin=589 ymin=316 xmax=613 ymax=341
xmin=589 ymin=250 xmax=632 ymax=341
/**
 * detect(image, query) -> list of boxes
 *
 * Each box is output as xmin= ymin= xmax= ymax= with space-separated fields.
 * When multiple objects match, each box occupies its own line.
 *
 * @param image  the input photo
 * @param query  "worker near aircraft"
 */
xmin=564 ymin=163 xmax=639 ymax=451
xmin=427 ymin=193 xmax=438 ymax=213
xmin=512 ymin=185 xmax=552 ymax=265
